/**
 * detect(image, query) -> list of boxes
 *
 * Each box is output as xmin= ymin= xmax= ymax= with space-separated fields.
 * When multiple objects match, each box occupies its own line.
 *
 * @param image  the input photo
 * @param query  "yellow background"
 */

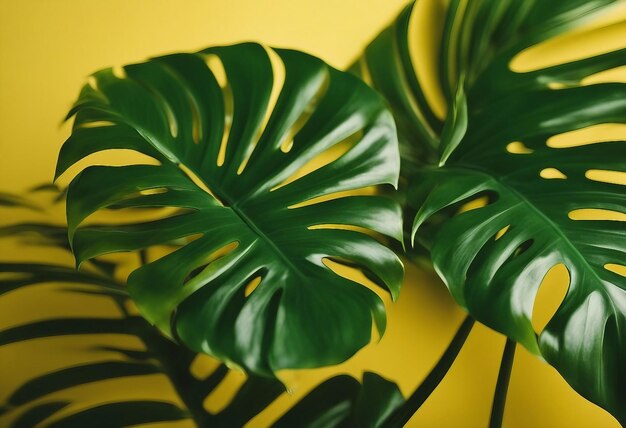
xmin=0 ymin=1 xmax=623 ymax=427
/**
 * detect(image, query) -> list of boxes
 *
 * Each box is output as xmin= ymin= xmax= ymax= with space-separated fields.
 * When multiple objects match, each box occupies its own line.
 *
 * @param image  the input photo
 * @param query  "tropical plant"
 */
xmin=0 ymin=193 xmax=404 ymax=427
xmin=56 ymin=42 xmax=405 ymax=378
xmin=353 ymin=0 xmax=626 ymax=425
xmin=1 ymin=0 xmax=625 ymax=427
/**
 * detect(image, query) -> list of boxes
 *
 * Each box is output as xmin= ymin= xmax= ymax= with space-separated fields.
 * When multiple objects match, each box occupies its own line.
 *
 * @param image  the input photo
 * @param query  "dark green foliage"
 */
xmin=0 ymin=182 xmax=405 ymax=427
xmin=357 ymin=1 xmax=626 ymax=423
xmin=57 ymin=42 xmax=404 ymax=377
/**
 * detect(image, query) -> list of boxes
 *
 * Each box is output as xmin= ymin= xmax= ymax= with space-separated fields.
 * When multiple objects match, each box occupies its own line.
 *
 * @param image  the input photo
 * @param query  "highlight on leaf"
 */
xmin=356 ymin=0 xmax=626 ymax=424
xmin=0 ymin=200 xmax=404 ymax=427
xmin=56 ymin=42 xmax=404 ymax=377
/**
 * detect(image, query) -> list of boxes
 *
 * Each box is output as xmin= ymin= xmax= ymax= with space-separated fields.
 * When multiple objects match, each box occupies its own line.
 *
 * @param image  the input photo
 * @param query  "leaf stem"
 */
xmin=382 ymin=315 xmax=475 ymax=427
xmin=106 ymin=251 xmax=213 ymax=426
xmin=489 ymin=338 xmax=516 ymax=428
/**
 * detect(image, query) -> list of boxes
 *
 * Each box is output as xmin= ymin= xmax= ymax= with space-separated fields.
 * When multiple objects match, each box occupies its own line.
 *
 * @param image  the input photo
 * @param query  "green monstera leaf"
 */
xmin=0 ymin=198 xmax=402 ymax=427
xmin=56 ymin=42 xmax=404 ymax=377
xmin=356 ymin=0 xmax=626 ymax=424
xmin=273 ymin=372 xmax=403 ymax=428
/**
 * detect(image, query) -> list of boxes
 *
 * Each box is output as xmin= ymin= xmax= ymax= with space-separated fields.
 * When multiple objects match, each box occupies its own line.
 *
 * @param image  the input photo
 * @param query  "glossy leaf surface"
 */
xmin=0 ymin=258 xmax=404 ymax=427
xmin=57 ymin=42 xmax=404 ymax=376
xmin=358 ymin=0 xmax=626 ymax=423
xmin=0 ymin=196 xmax=404 ymax=426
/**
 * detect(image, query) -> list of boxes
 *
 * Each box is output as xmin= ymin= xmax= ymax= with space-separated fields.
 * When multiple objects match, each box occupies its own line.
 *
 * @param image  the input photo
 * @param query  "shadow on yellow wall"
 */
xmin=0 ymin=1 xmax=624 ymax=427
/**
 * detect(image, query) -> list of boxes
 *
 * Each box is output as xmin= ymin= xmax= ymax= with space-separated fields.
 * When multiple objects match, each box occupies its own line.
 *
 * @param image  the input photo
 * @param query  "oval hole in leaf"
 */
xmin=244 ymin=275 xmax=263 ymax=297
xmin=583 ymin=64 xmax=626 ymax=85
xmin=506 ymin=141 xmax=534 ymax=154
xmin=585 ymin=169 xmax=626 ymax=185
xmin=138 ymin=188 xmax=168 ymax=196
xmin=510 ymin=14 xmax=626 ymax=73
xmin=495 ymin=225 xmax=510 ymax=241
xmin=288 ymin=186 xmax=377 ymax=210
xmin=540 ymin=168 xmax=567 ymax=179
xmin=547 ymin=123 xmax=626 ymax=148
xmin=547 ymin=82 xmax=569 ymax=90
xmin=308 ymin=223 xmax=373 ymax=234
xmin=513 ymin=239 xmax=534 ymax=259
xmin=75 ymin=121 xmax=116 ymax=129
xmin=568 ymin=209 xmax=626 ymax=221
xmin=183 ymin=233 xmax=204 ymax=244
xmin=532 ymin=263 xmax=570 ymax=334
xmin=280 ymin=139 xmax=294 ymax=153
xmin=605 ymin=263 xmax=626 ymax=277
xmin=457 ymin=195 xmax=489 ymax=214
xmin=309 ymin=223 xmax=383 ymax=244
xmin=271 ymin=130 xmax=362 ymax=193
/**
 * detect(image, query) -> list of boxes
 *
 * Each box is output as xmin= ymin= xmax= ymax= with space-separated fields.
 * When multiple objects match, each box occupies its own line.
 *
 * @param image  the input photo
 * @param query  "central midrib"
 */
xmin=191 ymin=166 xmax=308 ymax=281
xmin=446 ymin=165 xmax=611 ymax=298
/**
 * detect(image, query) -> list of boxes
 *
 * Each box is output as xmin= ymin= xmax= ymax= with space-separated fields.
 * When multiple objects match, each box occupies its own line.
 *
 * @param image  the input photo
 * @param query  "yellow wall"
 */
xmin=0 ymin=1 xmax=622 ymax=427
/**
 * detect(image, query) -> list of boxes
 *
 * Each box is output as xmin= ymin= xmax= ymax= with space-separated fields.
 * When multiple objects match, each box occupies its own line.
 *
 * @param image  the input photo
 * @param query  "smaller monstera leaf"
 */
xmin=57 ymin=43 xmax=404 ymax=377
xmin=378 ymin=1 xmax=626 ymax=424
xmin=273 ymin=372 xmax=403 ymax=428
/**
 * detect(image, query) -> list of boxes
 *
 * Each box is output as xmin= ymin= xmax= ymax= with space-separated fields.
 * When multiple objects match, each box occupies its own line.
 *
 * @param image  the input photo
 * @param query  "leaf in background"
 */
xmin=6 ymin=361 xmax=161 ymax=406
xmin=0 ymin=192 xmax=41 ymax=211
xmin=0 ymin=317 xmax=144 ymax=346
xmin=44 ymin=401 xmax=188 ymax=428
xmin=353 ymin=372 xmax=404 ymax=428
xmin=57 ymin=42 xmax=404 ymax=376
xmin=273 ymin=372 xmax=403 ymax=428
xmin=0 ymin=223 xmax=71 ymax=250
xmin=0 ymin=259 xmax=190 ymax=427
xmin=213 ymin=375 xmax=285 ymax=427
xmin=273 ymin=375 xmax=360 ymax=428
xmin=0 ymin=222 xmax=402 ymax=427
xmin=0 ymin=263 xmax=122 ymax=297
xmin=358 ymin=0 xmax=626 ymax=423
xmin=10 ymin=402 xmax=69 ymax=428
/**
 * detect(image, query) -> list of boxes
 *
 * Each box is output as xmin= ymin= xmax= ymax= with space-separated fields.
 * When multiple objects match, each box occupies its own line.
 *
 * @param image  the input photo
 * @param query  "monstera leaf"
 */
xmin=0 ymin=259 xmax=402 ymax=427
xmin=356 ymin=0 xmax=626 ymax=424
xmin=56 ymin=42 xmax=404 ymax=377
xmin=274 ymin=372 xmax=403 ymax=428
xmin=0 ymin=200 xmax=403 ymax=427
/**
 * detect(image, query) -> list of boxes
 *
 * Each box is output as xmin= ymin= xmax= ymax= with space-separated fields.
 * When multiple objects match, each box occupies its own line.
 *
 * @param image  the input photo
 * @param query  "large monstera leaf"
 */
xmin=357 ymin=0 xmax=626 ymax=424
xmin=0 ymin=198 xmax=403 ymax=427
xmin=56 ymin=43 xmax=404 ymax=377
